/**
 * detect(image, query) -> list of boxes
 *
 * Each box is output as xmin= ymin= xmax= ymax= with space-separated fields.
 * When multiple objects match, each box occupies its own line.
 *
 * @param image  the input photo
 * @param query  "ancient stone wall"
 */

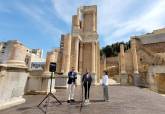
xmin=0 ymin=64 xmax=28 ymax=110
xmin=82 ymin=42 xmax=92 ymax=73
xmin=143 ymin=42 xmax=165 ymax=53
xmin=106 ymin=57 xmax=119 ymax=67
xmin=147 ymin=66 xmax=165 ymax=93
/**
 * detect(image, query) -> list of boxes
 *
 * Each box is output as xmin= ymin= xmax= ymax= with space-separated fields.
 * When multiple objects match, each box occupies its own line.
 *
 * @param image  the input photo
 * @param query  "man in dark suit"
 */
xmin=67 ymin=67 xmax=77 ymax=103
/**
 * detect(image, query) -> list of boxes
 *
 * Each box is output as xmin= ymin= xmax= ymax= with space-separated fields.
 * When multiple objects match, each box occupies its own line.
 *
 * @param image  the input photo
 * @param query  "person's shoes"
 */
xmin=67 ymin=100 xmax=70 ymax=103
xmin=70 ymin=99 xmax=75 ymax=102
xmin=105 ymin=99 xmax=110 ymax=102
xmin=84 ymin=99 xmax=91 ymax=105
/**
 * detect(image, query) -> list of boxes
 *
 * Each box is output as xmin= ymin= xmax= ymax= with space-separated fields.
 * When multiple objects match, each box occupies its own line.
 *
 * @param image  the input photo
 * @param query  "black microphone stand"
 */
xmin=80 ymin=80 xmax=84 ymax=112
xmin=37 ymin=72 xmax=62 ymax=114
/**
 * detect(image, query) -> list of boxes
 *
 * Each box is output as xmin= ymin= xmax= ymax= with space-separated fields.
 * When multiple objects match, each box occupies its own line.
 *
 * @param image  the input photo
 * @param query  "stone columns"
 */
xmin=72 ymin=15 xmax=80 ymax=33
xmin=96 ymin=43 xmax=101 ymax=82
xmin=131 ymin=37 xmax=141 ymax=86
xmin=120 ymin=44 xmax=126 ymax=74
xmin=119 ymin=44 xmax=128 ymax=85
xmin=93 ymin=12 xmax=96 ymax=32
xmin=74 ymin=37 xmax=79 ymax=72
xmin=62 ymin=34 xmax=71 ymax=74
xmin=0 ymin=64 xmax=28 ymax=110
xmin=7 ymin=42 xmax=27 ymax=67
xmin=44 ymin=51 xmax=56 ymax=74
xmin=56 ymin=51 xmax=62 ymax=73
xmin=79 ymin=42 xmax=83 ymax=73
xmin=91 ymin=42 xmax=96 ymax=73
xmin=131 ymin=38 xmax=139 ymax=74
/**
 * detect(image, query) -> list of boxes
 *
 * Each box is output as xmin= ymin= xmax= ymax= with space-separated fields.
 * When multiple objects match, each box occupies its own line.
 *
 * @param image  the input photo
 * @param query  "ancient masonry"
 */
xmin=0 ymin=40 xmax=51 ymax=110
xmin=118 ymin=28 xmax=165 ymax=92
xmin=56 ymin=5 xmax=100 ymax=84
xmin=0 ymin=5 xmax=101 ymax=110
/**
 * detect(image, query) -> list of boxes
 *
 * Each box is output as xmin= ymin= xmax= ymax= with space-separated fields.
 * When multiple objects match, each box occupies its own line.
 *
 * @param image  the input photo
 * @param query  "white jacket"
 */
xmin=102 ymin=75 xmax=109 ymax=86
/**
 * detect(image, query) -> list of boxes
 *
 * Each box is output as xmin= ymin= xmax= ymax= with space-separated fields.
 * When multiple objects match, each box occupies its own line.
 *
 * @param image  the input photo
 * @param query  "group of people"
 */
xmin=67 ymin=67 xmax=109 ymax=105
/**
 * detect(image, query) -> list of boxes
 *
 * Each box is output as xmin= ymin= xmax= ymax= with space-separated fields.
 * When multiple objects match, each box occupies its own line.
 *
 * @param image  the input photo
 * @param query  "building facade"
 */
xmin=57 ymin=5 xmax=100 ymax=83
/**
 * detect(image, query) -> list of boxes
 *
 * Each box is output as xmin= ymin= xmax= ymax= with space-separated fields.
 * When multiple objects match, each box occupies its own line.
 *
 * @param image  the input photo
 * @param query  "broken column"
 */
xmin=0 ymin=40 xmax=28 ymax=110
xmin=91 ymin=42 xmax=96 ymax=73
xmin=131 ymin=37 xmax=140 ymax=86
xmin=61 ymin=34 xmax=72 ymax=74
xmin=7 ymin=41 xmax=27 ymax=66
xmin=26 ymin=50 xmax=57 ymax=94
xmin=79 ymin=42 xmax=83 ymax=73
xmin=119 ymin=44 xmax=128 ymax=85
xmin=43 ymin=51 xmax=56 ymax=75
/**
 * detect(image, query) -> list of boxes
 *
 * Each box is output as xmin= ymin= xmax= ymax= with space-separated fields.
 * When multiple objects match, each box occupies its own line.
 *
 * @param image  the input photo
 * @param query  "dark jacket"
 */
xmin=67 ymin=71 xmax=77 ymax=84
xmin=82 ymin=73 xmax=92 ymax=84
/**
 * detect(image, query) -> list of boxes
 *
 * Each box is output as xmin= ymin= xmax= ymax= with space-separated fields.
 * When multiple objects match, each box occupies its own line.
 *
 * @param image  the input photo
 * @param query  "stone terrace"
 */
xmin=1 ymin=86 xmax=165 ymax=114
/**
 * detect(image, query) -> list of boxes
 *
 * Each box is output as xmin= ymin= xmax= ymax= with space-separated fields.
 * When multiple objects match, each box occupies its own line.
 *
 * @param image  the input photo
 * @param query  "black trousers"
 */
xmin=83 ymin=82 xmax=91 ymax=100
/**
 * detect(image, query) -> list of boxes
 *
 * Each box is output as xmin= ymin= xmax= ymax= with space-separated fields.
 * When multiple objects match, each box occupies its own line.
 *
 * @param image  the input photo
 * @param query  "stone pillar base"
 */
xmin=133 ymin=73 xmax=141 ymax=87
xmin=120 ymin=74 xmax=128 ymax=85
xmin=55 ymin=75 xmax=68 ymax=89
xmin=0 ymin=97 xmax=25 ymax=110
xmin=114 ymin=75 xmax=120 ymax=83
xmin=42 ymin=71 xmax=51 ymax=76
xmin=0 ymin=64 xmax=28 ymax=110
xmin=91 ymin=73 xmax=98 ymax=85
xmin=7 ymin=60 xmax=26 ymax=67
xmin=26 ymin=76 xmax=56 ymax=94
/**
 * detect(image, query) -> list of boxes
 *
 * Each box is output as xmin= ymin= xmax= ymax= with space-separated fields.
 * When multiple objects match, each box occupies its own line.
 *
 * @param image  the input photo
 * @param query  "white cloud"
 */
xmin=13 ymin=2 xmax=63 ymax=43
xmin=109 ymin=0 xmax=165 ymax=42
xmin=51 ymin=0 xmax=93 ymax=24
xmin=51 ymin=0 xmax=165 ymax=47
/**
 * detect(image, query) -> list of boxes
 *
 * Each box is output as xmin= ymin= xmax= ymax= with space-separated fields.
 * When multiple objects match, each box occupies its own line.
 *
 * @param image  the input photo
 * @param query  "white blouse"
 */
xmin=102 ymin=75 xmax=109 ymax=85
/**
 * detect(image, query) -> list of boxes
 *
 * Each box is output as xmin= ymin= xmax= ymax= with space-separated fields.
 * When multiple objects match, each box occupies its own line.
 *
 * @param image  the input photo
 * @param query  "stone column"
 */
xmin=131 ymin=38 xmax=139 ymax=74
xmin=72 ymin=15 xmax=80 ymax=33
xmin=96 ymin=43 xmax=101 ymax=82
xmin=56 ymin=51 xmax=62 ymax=73
xmin=74 ymin=37 xmax=79 ymax=72
xmin=44 ymin=51 xmax=55 ymax=75
xmin=7 ymin=42 xmax=27 ymax=67
xmin=79 ymin=42 xmax=83 ymax=73
xmin=120 ymin=44 xmax=126 ymax=74
xmin=62 ymin=34 xmax=71 ymax=74
xmin=93 ymin=12 xmax=96 ymax=32
xmin=91 ymin=42 xmax=96 ymax=73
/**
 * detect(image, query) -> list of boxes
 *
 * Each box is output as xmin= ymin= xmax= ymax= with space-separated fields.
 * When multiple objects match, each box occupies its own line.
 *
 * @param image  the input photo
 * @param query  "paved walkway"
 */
xmin=1 ymin=86 xmax=165 ymax=114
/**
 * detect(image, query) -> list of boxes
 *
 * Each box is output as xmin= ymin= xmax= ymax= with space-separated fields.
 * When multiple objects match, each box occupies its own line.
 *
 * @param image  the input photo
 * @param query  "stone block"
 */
xmin=26 ymin=76 xmax=56 ymax=94
xmin=91 ymin=73 xmax=98 ymax=85
xmin=26 ymin=73 xmax=56 ymax=94
xmin=0 ymin=64 xmax=28 ymax=110
xmin=133 ymin=73 xmax=145 ymax=87
xmin=120 ymin=74 xmax=128 ymax=85
xmin=156 ymin=73 xmax=165 ymax=93
xmin=55 ymin=74 xmax=68 ymax=89
xmin=149 ymin=73 xmax=165 ymax=93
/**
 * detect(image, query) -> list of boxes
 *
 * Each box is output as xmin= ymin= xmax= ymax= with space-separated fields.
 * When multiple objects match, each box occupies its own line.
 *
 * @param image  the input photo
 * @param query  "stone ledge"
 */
xmin=55 ymin=86 xmax=68 ymax=89
xmin=26 ymin=89 xmax=56 ymax=95
xmin=0 ymin=64 xmax=28 ymax=72
xmin=0 ymin=97 xmax=25 ymax=110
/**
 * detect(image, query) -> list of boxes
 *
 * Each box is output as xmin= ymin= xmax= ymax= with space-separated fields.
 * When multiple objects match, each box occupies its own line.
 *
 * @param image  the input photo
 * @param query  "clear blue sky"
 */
xmin=0 ymin=0 xmax=165 ymax=57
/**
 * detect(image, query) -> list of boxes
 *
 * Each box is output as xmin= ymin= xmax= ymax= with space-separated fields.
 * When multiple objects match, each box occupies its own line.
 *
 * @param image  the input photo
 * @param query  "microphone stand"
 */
xmin=37 ymin=72 xmax=62 ymax=114
xmin=80 ymin=80 xmax=84 ymax=112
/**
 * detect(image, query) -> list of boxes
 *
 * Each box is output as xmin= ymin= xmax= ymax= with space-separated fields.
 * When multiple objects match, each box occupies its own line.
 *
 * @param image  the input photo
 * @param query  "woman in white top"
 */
xmin=102 ymin=71 xmax=109 ymax=102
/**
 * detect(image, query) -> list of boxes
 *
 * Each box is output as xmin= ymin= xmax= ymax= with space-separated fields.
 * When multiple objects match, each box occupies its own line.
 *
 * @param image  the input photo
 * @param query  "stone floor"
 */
xmin=1 ymin=86 xmax=165 ymax=114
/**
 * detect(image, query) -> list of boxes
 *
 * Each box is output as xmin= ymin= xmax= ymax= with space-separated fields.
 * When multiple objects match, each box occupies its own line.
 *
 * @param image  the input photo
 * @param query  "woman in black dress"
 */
xmin=82 ymin=72 xmax=92 ymax=104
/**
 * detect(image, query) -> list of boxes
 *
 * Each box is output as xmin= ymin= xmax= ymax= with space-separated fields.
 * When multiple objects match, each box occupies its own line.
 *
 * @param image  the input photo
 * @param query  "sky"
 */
xmin=0 ymin=0 xmax=165 ymax=57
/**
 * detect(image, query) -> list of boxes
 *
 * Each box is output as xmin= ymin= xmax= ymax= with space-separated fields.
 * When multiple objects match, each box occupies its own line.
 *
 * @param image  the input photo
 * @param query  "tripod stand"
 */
xmin=80 ymin=81 xmax=84 ymax=112
xmin=38 ymin=72 xmax=62 ymax=114
xmin=80 ymin=81 xmax=90 ymax=111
